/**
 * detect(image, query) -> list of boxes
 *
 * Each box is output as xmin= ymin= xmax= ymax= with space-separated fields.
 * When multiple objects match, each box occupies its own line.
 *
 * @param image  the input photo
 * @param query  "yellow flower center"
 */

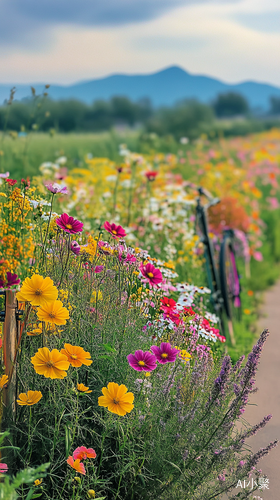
xmin=49 ymin=313 xmax=56 ymax=318
xmin=71 ymin=354 xmax=78 ymax=359
xmin=66 ymin=224 xmax=72 ymax=229
xmin=35 ymin=289 xmax=42 ymax=295
xmin=46 ymin=361 xmax=54 ymax=368
xmin=138 ymin=360 xmax=145 ymax=366
xmin=112 ymin=230 xmax=117 ymax=235
xmin=161 ymin=353 xmax=168 ymax=358
xmin=147 ymin=272 xmax=154 ymax=278
xmin=113 ymin=398 xmax=119 ymax=405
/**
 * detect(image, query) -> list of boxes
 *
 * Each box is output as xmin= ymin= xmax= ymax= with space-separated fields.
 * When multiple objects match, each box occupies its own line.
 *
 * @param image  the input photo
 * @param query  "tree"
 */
xmin=270 ymin=96 xmax=280 ymax=115
xmin=212 ymin=92 xmax=249 ymax=118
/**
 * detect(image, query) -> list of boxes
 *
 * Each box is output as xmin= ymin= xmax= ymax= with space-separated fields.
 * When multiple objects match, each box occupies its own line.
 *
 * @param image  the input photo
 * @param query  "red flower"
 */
xmin=163 ymin=310 xmax=181 ymax=325
xmin=160 ymin=297 xmax=177 ymax=313
xmin=183 ymin=307 xmax=196 ymax=317
xmin=6 ymin=179 xmax=17 ymax=186
xmin=140 ymin=263 xmax=163 ymax=286
xmin=73 ymin=446 xmax=96 ymax=460
xmin=104 ymin=221 xmax=126 ymax=239
xmin=145 ymin=171 xmax=158 ymax=181
xmin=21 ymin=178 xmax=30 ymax=189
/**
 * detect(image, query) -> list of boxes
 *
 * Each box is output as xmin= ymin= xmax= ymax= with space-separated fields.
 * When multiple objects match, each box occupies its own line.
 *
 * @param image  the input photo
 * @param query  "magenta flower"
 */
xmin=150 ymin=342 xmax=179 ymax=364
xmin=94 ymin=265 xmax=104 ymax=273
xmin=104 ymin=221 xmax=126 ymax=239
xmin=45 ymin=182 xmax=68 ymax=194
xmin=127 ymin=350 xmax=157 ymax=372
xmin=0 ymin=463 xmax=8 ymax=473
xmin=0 ymin=272 xmax=20 ymax=289
xmin=140 ymin=262 xmax=163 ymax=286
xmin=56 ymin=213 xmax=83 ymax=234
xmin=70 ymin=241 xmax=81 ymax=255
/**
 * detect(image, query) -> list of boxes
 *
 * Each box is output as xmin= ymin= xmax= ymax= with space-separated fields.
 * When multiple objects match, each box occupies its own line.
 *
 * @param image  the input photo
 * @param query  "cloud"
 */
xmin=0 ymin=0 xmax=237 ymax=47
xmin=235 ymin=12 xmax=280 ymax=33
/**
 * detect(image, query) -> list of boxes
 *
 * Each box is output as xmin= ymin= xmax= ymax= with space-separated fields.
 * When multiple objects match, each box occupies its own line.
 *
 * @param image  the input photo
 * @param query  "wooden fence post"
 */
xmin=2 ymin=290 xmax=18 ymax=428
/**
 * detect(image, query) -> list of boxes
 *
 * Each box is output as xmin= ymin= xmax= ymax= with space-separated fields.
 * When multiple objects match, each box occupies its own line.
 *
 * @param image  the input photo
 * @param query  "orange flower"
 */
xmin=61 ymin=344 xmax=92 ymax=367
xmin=0 ymin=375 xmax=8 ymax=389
xmin=31 ymin=347 xmax=70 ymax=379
xmin=16 ymin=274 xmax=58 ymax=306
xmin=247 ymin=290 xmax=254 ymax=297
xmin=66 ymin=456 xmax=86 ymax=475
xmin=37 ymin=300 xmax=69 ymax=325
xmin=77 ymin=383 xmax=92 ymax=393
xmin=98 ymin=382 xmax=134 ymax=416
xmin=16 ymin=390 xmax=42 ymax=406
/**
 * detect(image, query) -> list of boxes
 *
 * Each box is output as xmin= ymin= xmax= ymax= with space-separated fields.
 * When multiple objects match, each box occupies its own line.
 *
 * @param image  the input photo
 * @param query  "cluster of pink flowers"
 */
xmin=127 ymin=342 xmax=179 ymax=372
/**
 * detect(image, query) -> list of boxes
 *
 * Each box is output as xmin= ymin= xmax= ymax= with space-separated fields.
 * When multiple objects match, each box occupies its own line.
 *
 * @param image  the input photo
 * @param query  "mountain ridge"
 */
xmin=1 ymin=66 xmax=280 ymax=110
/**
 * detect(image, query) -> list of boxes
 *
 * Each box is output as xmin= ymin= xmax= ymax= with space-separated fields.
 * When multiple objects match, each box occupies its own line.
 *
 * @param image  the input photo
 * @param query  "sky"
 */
xmin=0 ymin=0 xmax=280 ymax=86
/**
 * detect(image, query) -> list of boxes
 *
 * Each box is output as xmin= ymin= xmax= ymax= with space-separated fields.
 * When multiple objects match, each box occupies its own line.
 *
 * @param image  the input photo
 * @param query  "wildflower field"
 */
xmin=0 ymin=128 xmax=280 ymax=499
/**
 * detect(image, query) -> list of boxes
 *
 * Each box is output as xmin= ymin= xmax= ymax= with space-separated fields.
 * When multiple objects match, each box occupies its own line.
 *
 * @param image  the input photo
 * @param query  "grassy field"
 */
xmin=0 ymin=130 xmax=181 ymax=178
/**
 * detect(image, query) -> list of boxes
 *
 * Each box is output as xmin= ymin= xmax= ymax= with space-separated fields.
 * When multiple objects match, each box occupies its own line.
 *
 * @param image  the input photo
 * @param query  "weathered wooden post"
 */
xmin=2 ymin=290 xmax=18 ymax=427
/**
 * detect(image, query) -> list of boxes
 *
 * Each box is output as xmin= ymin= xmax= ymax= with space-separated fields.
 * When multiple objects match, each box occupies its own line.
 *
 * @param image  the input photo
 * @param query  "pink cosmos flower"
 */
xmin=253 ymin=251 xmax=263 ymax=262
xmin=0 ymin=272 xmax=21 ymax=289
xmin=0 ymin=172 xmax=9 ymax=179
xmin=94 ymin=265 xmax=104 ymax=273
xmin=127 ymin=350 xmax=157 ymax=372
xmin=0 ymin=463 xmax=8 ymax=473
xmin=56 ymin=213 xmax=83 ymax=234
xmin=45 ymin=182 xmax=68 ymax=194
xmin=104 ymin=221 xmax=126 ymax=239
xmin=150 ymin=342 xmax=179 ymax=364
xmin=73 ymin=446 xmax=97 ymax=460
xmin=140 ymin=263 xmax=163 ymax=286
xmin=70 ymin=241 xmax=81 ymax=255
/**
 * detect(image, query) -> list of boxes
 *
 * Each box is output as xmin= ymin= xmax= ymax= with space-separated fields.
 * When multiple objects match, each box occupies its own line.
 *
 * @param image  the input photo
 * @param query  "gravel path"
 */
xmin=242 ymin=281 xmax=280 ymax=499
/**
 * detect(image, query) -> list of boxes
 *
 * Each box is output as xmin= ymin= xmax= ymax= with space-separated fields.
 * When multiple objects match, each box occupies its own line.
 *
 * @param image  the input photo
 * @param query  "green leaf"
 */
xmin=102 ymin=343 xmax=116 ymax=353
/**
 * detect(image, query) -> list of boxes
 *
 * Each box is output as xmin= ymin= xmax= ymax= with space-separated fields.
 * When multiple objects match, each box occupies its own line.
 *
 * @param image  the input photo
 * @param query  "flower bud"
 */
xmin=87 ymin=490 xmax=95 ymax=498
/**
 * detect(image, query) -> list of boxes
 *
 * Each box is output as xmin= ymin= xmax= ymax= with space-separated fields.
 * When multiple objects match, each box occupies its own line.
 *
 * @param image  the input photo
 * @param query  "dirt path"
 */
xmin=242 ymin=281 xmax=280 ymax=499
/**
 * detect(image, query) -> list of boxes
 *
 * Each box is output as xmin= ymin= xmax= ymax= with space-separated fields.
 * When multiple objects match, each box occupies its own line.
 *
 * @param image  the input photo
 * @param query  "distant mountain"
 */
xmin=1 ymin=66 xmax=280 ymax=110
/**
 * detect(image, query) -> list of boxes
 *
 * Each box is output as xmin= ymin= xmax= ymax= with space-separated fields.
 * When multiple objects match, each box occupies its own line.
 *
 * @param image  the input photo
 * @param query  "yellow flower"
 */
xmin=90 ymin=290 xmax=103 ymax=303
xmin=17 ymin=275 xmax=58 ymax=306
xmin=98 ymin=382 xmax=134 ymax=416
xmin=77 ymin=383 xmax=92 ymax=393
xmin=0 ymin=374 xmax=8 ymax=389
xmin=87 ymin=490 xmax=96 ymax=499
xmin=16 ymin=390 xmax=42 ymax=406
xmin=61 ymin=343 xmax=93 ymax=367
xmin=34 ymin=479 xmax=43 ymax=486
xmin=37 ymin=300 xmax=69 ymax=325
xmin=27 ymin=323 xmax=43 ymax=336
xmin=180 ymin=350 xmax=192 ymax=362
xmin=244 ymin=309 xmax=251 ymax=315
xmin=31 ymin=347 xmax=70 ymax=379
